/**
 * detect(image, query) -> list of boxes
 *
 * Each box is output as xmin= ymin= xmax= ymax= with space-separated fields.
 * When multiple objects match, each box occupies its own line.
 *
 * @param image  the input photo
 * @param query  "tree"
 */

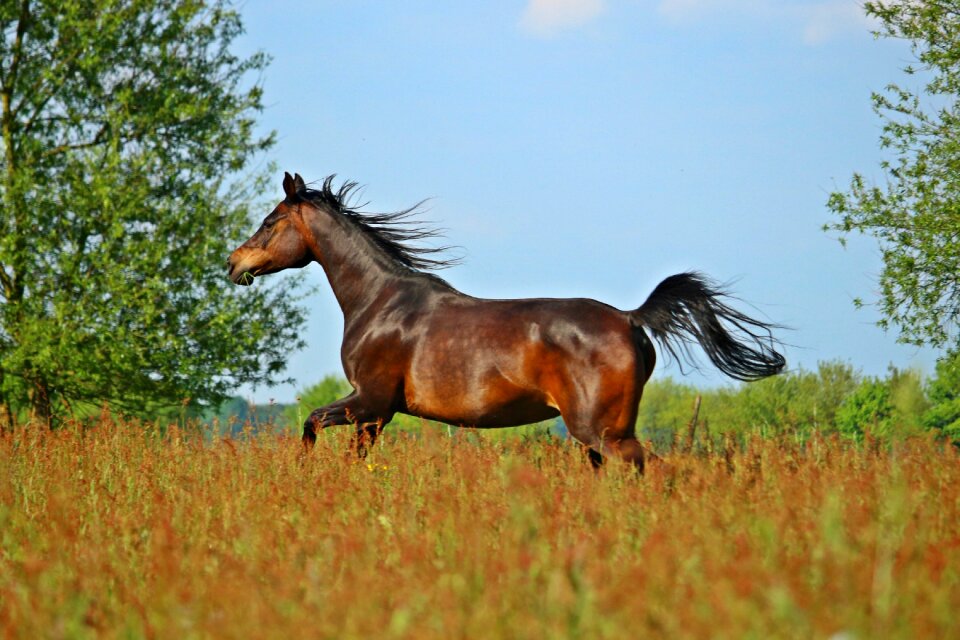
xmin=826 ymin=0 xmax=960 ymax=349
xmin=835 ymin=378 xmax=895 ymax=438
xmin=923 ymin=349 xmax=960 ymax=441
xmin=635 ymin=362 xmax=861 ymax=446
xmin=835 ymin=367 xmax=929 ymax=439
xmin=0 ymin=1 xmax=306 ymax=426
xmin=732 ymin=361 xmax=862 ymax=436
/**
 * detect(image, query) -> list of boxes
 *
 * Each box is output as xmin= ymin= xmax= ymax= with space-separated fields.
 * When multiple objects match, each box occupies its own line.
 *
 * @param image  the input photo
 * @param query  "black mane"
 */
xmin=296 ymin=176 xmax=459 ymax=273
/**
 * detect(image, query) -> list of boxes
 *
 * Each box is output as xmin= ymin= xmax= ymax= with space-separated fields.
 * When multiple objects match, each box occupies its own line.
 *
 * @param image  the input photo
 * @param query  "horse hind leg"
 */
xmin=559 ymin=387 xmax=645 ymax=473
xmin=586 ymin=447 xmax=605 ymax=469
xmin=599 ymin=436 xmax=646 ymax=474
xmin=566 ymin=417 xmax=646 ymax=474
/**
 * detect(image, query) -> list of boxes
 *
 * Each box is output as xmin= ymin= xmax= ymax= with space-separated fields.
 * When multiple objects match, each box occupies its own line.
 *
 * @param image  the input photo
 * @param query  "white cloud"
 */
xmin=801 ymin=1 xmax=873 ymax=45
xmin=519 ymin=0 xmax=607 ymax=37
xmin=658 ymin=0 xmax=766 ymax=23
xmin=655 ymin=0 xmax=874 ymax=44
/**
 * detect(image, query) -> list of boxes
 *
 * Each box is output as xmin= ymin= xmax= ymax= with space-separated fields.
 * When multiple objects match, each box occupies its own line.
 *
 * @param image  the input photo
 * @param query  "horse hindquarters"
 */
xmin=542 ymin=315 xmax=649 ymax=471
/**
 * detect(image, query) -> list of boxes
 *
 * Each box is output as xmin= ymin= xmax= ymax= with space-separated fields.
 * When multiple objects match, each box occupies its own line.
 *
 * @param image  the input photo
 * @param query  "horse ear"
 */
xmin=282 ymin=172 xmax=296 ymax=197
xmin=293 ymin=173 xmax=306 ymax=193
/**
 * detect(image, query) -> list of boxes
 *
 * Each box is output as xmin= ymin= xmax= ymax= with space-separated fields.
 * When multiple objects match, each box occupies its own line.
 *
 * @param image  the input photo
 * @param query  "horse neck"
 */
xmin=299 ymin=205 xmax=404 ymax=321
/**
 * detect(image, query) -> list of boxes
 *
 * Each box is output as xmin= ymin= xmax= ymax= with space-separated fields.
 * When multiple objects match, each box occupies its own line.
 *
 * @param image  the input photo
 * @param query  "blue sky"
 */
xmin=233 ymin=0 xmax=936 ymax=403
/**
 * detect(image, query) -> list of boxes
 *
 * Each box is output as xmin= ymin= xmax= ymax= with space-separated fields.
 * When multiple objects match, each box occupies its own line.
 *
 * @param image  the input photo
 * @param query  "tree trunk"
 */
xmin=0 ymin=371 xmax=12 ymax=431
xmin=29 ymin=377 xmax=52 ymax=429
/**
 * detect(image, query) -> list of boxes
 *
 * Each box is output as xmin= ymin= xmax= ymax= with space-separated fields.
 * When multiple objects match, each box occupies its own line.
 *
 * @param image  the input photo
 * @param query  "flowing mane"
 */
xmin=296 ymin=176 xmax=460 ymax=273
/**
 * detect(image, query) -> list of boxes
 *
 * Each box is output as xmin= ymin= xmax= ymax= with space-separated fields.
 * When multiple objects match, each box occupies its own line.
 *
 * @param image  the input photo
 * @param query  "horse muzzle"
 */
xmin=227 ymin=251 xmax=257 ymax=286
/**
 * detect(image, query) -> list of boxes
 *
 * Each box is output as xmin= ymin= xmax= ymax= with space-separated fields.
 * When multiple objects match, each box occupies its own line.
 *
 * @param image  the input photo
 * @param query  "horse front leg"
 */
xmin=301 ymin=392 xmax=394 ymax=457
xmin=301 ymin=393 xmax=354 ymax=451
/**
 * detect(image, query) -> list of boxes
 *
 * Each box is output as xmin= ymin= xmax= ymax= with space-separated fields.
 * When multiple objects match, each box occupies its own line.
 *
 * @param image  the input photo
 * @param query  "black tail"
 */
xmin=629 ymin=272 xmax=785 ymax=382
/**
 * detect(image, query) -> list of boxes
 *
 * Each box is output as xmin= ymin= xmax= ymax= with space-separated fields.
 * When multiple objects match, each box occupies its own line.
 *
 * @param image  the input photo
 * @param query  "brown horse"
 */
xmin=228 ymin=173 xmax=784 ymax=470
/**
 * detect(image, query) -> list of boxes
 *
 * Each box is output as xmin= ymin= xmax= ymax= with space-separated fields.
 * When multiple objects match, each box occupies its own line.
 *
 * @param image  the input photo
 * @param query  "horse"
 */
xmin=228 ymin=173 xmax=785 ymax=471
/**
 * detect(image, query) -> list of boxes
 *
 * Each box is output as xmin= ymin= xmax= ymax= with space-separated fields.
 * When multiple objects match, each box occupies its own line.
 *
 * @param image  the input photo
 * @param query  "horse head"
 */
xmin=227 ymin=172 xmax=315 ymax=285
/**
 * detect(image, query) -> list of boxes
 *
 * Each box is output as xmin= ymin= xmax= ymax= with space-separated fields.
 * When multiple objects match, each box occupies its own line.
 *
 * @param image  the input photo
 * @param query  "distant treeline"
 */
xmin=211 ymin=353 xmax=959 ymax=447
xmin=637 ymin=359 xmax=956 ymax=449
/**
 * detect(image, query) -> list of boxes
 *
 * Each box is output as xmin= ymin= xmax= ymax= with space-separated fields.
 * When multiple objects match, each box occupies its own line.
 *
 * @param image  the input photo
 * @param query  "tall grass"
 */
xmin=1 ymin=417 xmax=958 ymax=638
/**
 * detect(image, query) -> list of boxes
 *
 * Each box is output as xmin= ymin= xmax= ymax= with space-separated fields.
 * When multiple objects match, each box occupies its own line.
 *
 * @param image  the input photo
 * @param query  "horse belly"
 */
xmin=408 ymin=389 xmax=559 ymax=428
xmin=460 ymin=396 xmax=560 ymax=428
xmin=403 ymin=352 xmax=557 ymax=428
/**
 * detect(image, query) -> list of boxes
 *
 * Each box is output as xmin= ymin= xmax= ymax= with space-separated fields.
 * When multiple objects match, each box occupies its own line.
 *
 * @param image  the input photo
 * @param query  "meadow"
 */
xmin=1 ymin=417 xmax=958 ymax=639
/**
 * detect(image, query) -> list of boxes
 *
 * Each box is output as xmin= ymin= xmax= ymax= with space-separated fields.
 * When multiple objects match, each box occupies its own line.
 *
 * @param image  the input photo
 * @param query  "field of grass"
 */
xmin=1 ymin=417 xmax=958 ymax=638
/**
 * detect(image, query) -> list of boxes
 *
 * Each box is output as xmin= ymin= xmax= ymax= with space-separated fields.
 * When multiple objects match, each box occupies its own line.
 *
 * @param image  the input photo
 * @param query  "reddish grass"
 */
xmin=1 ymin=418 xmax=958 ymax=638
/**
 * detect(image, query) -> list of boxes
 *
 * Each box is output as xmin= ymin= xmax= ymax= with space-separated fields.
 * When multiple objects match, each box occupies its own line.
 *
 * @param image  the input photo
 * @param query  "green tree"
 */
xmin=729 ymin=361 xmax=860 ymax=436
xmin=835 ymin=378 xmax=895 ymax=438
xmin=640 ymin=362 xmax=859 ymax=443
xmin=923 ymin=350 xmax=960 ymax=441
xmin=888 ymin=367 xmax=931 ymax=431
xmin=0 ymin=1 xmax=305 ymax=426
xmin=835 ymin=367 xmax=929 ymax=439
xmin=826 ymin=0 xmax=960 ymax=348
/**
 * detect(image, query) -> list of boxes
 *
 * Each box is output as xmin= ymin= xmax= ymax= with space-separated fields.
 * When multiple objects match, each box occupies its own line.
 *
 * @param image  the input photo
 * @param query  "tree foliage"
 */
xmin=834 ymin=368 xmax=929 ymax=439
xmin=0 ymin=1 xmax=306 ymax=426
xmin=639 ymin=362 xmax=861 ymax=443
xmin=826 ymin=0 xmax=960 ymax=348
xmin=636 ymin=361 xmax=944 ymax=444
xmin=923 ymin=349 xmax=960 ymax=439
